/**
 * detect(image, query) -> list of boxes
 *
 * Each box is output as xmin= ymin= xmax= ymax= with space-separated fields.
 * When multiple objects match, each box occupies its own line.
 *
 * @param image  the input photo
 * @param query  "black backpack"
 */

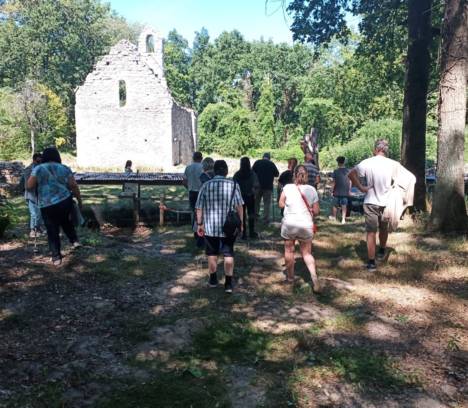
xmin=223 ymin=181 xmax=241 ymax=238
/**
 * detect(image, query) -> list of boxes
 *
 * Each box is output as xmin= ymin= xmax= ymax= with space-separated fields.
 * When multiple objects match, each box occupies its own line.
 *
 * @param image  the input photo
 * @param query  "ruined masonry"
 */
xmin=75 ymin=27 xmax=197 ymax=170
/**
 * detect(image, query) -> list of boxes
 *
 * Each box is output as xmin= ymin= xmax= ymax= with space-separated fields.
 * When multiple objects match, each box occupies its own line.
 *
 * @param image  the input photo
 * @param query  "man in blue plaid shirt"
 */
xmin=195 ymin=160 xmax=244 ymax=293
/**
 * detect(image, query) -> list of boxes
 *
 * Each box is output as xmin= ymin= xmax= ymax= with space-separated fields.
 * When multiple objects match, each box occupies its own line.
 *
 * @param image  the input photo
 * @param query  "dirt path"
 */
xmin=0 ymin=214 xmax=467 ymax=407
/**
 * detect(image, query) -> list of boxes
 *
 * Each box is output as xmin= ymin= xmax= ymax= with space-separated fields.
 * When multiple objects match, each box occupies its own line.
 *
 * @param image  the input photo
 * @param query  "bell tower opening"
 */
xmin=146 ymin=35 xmax=155 ymax=53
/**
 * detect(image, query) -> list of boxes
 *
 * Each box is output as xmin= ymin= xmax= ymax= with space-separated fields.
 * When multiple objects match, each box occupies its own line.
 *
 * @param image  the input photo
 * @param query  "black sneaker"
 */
xmin=365 ymin=262 xmax=377 ymax=272
xmin=377 ymin=247 xmax=386 ymax=261
xmin=224 ymin=281 xmax=233 ymax=293
xmin=209 ymin=273 xmax=218 ymax=288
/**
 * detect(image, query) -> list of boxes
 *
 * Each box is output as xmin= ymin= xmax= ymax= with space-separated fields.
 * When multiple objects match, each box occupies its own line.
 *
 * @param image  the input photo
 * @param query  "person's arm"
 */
xmin=348 ymin=168 xmax=369 ymax=193
xmin=236 ymin=204 xmax=244 ymax=232
xmin=278 ymin=191 xmax=286 ymax=209
xmin=195 ymin=208 xmax=204 ymax=236
xmin=312 ymin=201 xmax=320 ymax=216
xmin=273 ymin=163 xmax=279 ymax=178
xmin=68 ymin=175 xmax=83 ymax=209
xmin=182 ymin=167 xmax=188 ymax=189
xmin=27 ymin=175 xmax=37 ymax=190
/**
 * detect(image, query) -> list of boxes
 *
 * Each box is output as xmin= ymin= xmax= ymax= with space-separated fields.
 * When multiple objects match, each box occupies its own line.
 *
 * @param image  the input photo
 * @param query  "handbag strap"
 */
xmin=296 ymin=184 xmax=314 ymax=221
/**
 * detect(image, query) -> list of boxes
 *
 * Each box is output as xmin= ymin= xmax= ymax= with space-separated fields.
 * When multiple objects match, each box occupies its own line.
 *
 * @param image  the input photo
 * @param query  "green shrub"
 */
xmin=295 ymin=97 xmax=356 ymax=146
xmin=0 ymin=88 xmax=29 ymax=160
xmin=198 ymin=102 xmax=257 ymax=156
xmin=320 ymin=118 xmax=439 ymax=170
xmin=320 ymin=118 xmax=401 ymax=169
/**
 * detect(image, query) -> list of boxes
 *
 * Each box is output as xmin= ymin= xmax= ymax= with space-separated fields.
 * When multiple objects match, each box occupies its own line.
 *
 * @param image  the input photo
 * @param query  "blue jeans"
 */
xmin=27 ymin=200 xmax=43 ymax=230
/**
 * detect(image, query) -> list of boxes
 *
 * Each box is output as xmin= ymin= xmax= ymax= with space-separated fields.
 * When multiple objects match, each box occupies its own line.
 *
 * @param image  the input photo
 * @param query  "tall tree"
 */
xmin=430 ymin=0 xmax=468 ymax=232
xmin=287 ymin=0 xmax=435 ymax=210
xmin=256 ymin=76 xmax=276 ymax=147
xmin=164 ymin=29 xmax=192 ymax=106
xmin=17 ymin=79 xmax=46 ymax=154
xmin=400 ymin=0 xmax=432 ymax=212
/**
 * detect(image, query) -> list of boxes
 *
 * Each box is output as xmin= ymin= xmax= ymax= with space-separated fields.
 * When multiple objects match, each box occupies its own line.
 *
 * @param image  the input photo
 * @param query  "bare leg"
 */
xmin=208 ymin=255 xmax=218 ymax=274
xmin=299 ymin=240 xmax=320 ymax=292
xmin=379 ymin=229 xmax=388 ymax=249
xmin=367 ymin=232 xmax=376 ymax=260
xmin=341 ymin=205 xmax=347 ymax=223
xmin=224 ymin=256 xmax=234 ymax=277
xmin=284 ymin=240 xmax=295 ymax=281
xmin=331 ymin=206 xmax=337 ymax=219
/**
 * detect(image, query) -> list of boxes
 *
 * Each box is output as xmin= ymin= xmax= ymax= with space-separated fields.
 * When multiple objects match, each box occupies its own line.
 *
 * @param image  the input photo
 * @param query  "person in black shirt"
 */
xmin=234 ymin=157 xmax=259 ymax=239
xmin=252 ymin=152 xmax=279 ymax=223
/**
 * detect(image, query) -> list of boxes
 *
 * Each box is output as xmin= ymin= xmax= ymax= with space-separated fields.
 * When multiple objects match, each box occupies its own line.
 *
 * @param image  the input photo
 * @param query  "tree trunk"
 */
xmin=30 ymin=128 xmax=35 ymax=154
xmin=430 ymin=0 xmax=468 ymax=233
xmin=401 ymin=0 xmax=432 ymax=212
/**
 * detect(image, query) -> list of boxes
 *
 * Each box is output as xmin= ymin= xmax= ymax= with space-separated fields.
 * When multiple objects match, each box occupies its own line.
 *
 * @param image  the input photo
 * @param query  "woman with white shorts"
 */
xmin=278 ymin=165 xmax=320 ymax=292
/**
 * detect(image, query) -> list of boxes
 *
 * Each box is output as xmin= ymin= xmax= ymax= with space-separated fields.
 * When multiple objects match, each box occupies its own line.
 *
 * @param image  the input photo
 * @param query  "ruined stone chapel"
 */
xmin=75 ymin=27 xmax=197 ymax=169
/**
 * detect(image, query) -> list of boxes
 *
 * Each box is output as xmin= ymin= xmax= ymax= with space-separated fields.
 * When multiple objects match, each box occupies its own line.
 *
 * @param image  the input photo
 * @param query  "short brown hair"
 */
xmin=294 ymin=165 xmax=309 ymax=185
xmin=288 ymin=157 xmax=298 ymax=169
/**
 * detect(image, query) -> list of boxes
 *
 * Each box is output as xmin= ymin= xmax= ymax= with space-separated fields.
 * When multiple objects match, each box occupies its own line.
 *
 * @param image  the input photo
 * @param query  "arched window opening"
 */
xmin=119 ymin=80 xmax=126 ymax=107
xmin=146 ymin=35 xmax=155 ymax=53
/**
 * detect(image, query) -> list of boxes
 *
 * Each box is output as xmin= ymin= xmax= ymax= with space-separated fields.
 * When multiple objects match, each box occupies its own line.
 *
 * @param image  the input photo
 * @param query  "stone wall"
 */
xmin=0 ymin=161 xmax=24 ymax=197
xmin=172 ymin=103 xmax=195 ymax=165
xmin=75 ymin=27 xmax=197 ymax=171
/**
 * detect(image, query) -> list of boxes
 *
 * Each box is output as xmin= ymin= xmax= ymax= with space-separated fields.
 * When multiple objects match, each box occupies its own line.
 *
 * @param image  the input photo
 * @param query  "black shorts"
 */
xmin=204 ymin=236 xmax=235 ymax=257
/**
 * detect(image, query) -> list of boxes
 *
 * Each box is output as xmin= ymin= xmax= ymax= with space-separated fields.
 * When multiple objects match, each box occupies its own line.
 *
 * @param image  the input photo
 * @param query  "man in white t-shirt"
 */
xmin=348 ymin=139 xmax=398 ymax=272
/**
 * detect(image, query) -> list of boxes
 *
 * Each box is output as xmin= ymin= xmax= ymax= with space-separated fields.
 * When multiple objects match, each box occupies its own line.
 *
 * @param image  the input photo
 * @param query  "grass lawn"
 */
xmin=0 ymin=192 xmax=467 ymax=407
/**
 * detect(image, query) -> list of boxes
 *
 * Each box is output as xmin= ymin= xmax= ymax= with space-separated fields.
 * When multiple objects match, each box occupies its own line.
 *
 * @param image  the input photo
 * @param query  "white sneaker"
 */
xmin=341 ymin=219 xmax=346 ymax=224
xmin=72 ymin=242 xmax=82 ymax=249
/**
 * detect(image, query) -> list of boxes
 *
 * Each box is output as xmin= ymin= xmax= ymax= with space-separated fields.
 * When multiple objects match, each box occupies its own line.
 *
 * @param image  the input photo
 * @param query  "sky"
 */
xmin=107 ymin=0 xmax=295 ymax=45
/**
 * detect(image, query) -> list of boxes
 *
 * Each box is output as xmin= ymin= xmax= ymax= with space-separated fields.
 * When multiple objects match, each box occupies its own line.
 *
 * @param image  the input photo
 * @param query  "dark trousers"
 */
xmin=242 ymin=194 xmax=256 ymax=237
xmin=189 ymin=191 xmax=199 ymax=211
xmin=189 ymin=191 xmax=204 ymax=247
xmin=41 ymin=196 xmax=78 ymax=260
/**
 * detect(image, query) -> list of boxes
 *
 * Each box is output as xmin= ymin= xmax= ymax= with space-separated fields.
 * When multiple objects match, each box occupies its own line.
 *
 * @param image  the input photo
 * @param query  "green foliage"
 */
xmin=198 ymin=103 xmax=257 ymax=157
xmin=320 ymin=118 xmax=438 ymax=169
xmin=320 ymin=118 xmax=402 ymax=169
xmin=255 ymin=76 xmax=276 ymax=147
xmin=36 ymin=84 xmax=69 ymax=148
xmin=295 ymin=97 xmax=355 ymax=145
xmin=0 ymin=87 xmax=29 ymax=159
xmin=0 ymin=82 xmax=69 ymax=158
xmin=164 ymin=29 xmax=192 ymax=106
xmin=0 ymin=0 xmax=137 ymax=158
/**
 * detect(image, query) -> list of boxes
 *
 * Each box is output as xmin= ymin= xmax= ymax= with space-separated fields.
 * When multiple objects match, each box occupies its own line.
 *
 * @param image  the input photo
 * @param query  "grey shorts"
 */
xmin=364 ymin=204 xmax=388 ymax=233
xmin=281 ymin=221 xmax=314 ymax=241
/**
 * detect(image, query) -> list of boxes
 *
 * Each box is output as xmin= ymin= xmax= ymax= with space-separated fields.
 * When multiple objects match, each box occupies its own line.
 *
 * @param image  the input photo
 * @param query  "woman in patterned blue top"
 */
xmin=27 ymin=147 xmax=82 ymax=265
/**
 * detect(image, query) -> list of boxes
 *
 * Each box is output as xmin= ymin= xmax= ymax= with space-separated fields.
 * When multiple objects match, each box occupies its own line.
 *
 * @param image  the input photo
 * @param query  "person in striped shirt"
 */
xmin=195 ymin=160 xmax=244 ymax=293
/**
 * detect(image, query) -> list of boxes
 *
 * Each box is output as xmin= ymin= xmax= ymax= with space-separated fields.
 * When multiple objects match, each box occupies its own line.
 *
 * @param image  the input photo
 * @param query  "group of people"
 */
xmin=24 ymin=139 xmax=401 ymax=290
xmin=186 ymin=138 xmax=401 ymax=293
xmin=183 ymin=151 xmax=323 ymax=293
xmin=23 ymin=147 xmax=82 ymax=266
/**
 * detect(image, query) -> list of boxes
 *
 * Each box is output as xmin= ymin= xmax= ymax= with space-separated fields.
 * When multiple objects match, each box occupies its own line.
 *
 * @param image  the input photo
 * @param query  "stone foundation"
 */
xmin=0 ymin=161 xmax=24 ymax=197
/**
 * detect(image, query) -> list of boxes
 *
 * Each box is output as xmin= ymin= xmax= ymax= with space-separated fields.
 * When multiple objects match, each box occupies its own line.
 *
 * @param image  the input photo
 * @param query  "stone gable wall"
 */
xmin=76 ymin=29 xmax=197 ymax=170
